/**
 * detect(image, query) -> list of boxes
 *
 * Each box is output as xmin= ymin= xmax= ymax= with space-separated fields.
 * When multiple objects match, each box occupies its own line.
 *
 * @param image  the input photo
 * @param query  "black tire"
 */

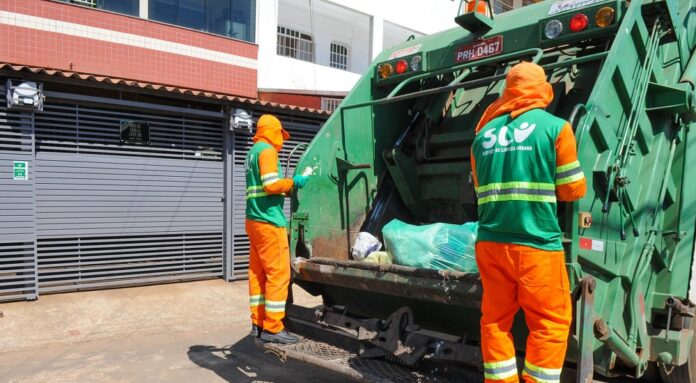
xmin=659 ymin=319 xmax=696 ymax=383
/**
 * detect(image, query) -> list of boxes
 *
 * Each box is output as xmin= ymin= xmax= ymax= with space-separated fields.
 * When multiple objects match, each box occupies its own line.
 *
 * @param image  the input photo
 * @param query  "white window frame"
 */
xmin=329 ymin=42 xmax=350 ymax=71
xmin=321 ymin=97 xmax=343 ymax=112
xmin=277 ymin=26 xmax=314 ymax=62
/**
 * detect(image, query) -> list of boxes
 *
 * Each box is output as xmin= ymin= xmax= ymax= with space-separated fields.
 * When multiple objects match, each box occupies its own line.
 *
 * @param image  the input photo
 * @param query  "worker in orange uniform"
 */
xmin=245 ymin=114 xmax=309 ymax=344
xmin=465 ymin=0 xmax=491 ymax=16
xmin=470 ymin=62 xmax=586 ymax=383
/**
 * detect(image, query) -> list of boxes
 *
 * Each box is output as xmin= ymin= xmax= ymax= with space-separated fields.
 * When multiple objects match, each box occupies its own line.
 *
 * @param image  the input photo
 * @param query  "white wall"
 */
xmin=325 ymin=0 xmax=461 ymax=35
xmin=258 ymin=0 xmax=461 ymax=95
xmin=383 ymin=21 xmax=424 ymax=53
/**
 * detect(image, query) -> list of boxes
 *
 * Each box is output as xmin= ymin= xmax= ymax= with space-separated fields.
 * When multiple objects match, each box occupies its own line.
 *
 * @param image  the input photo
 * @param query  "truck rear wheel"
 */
xmin=659 ymin=319 xmax=696 ymax=383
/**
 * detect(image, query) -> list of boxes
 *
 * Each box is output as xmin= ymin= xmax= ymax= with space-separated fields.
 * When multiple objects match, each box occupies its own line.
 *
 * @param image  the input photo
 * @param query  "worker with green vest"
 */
xmin=245 ymin=114 xmax=309 ymax=344
xmin=471 ymin=62 xmax=586 ymax=383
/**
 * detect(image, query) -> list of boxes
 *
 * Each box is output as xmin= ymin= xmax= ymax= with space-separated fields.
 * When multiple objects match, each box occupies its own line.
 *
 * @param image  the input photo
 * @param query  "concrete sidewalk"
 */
xmin=0 ymin=279 xmax=352 ymax=383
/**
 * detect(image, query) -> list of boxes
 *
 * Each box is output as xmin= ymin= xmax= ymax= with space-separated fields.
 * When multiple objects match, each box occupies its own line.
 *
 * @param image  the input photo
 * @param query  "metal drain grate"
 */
xmin=263 ymin=338 xmax=480 ymax=383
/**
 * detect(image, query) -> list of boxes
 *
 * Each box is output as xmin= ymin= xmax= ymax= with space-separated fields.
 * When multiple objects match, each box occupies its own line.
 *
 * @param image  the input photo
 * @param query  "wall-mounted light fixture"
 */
xmin=230 ymin=108 xmax=252 ymax=133
xmin=6 ymin=79 xmax=44 ymax=111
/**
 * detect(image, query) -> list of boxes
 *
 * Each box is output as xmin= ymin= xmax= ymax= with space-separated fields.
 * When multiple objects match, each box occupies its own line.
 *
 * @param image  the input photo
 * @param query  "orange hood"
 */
xmin=475 ymin=62 xmax=554 ymax=133
xmin=253 ymin=114 xmax=290 ymax=151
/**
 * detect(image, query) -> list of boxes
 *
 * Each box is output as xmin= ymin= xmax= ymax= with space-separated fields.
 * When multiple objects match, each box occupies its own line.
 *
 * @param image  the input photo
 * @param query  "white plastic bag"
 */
xmin=351 ymin=232 xmax=382 ymax=261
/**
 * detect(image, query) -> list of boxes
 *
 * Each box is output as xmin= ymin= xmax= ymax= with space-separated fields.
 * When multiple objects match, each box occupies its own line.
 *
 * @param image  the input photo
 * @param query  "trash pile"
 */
xmin=351 ymin=219 xmax=479 ymax=272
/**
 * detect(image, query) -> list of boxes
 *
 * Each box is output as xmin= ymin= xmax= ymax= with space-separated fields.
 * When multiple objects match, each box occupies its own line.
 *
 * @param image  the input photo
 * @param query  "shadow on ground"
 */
xmin=188 ymin=335 xmax=353 ymax=383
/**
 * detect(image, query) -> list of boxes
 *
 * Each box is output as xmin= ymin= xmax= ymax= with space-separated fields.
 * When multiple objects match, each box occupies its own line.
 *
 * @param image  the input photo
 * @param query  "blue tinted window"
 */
xmin=60 ymin=0 xmax=139 ymax=16
xmin=149 ymin=0 xmax=256 ymax=43
xmin=99 ymin=0 xmax=139 ymax=16
xmin=149 ymin=0 xmax=176 ymax=24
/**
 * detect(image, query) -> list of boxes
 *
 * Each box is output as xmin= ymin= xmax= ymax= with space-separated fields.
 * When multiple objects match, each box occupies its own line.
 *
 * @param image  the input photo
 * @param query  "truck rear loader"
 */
xmin=266 ymin=0 xmax=696 ymax=381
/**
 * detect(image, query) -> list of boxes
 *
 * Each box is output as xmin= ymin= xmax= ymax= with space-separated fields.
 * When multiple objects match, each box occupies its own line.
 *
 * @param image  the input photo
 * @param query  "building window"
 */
xmin=321 ymin=97 xmax=342 ymax=112
xmin=149 ymin=0 xmax=257 ymax=43
xmin=329 ymin=43 xmax=349 ymax=71
xmin=60 ymin=0 xmax=140 ymax=16
xmin=277 ymin=26 xmax=314 ymax=62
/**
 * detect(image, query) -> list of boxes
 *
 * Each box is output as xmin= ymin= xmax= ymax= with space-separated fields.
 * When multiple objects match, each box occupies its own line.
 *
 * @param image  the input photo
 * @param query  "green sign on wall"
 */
xmin=13 ymin=161 xmax=28 ymax=181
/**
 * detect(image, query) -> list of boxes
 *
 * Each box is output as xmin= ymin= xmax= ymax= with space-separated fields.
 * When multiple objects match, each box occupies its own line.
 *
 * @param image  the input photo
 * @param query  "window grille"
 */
xmin=330 ymin=43 xmax=349 ymax=70
xmin=277 ymin=26 xmax=314 ymax=62
xmin=321 ymin=97 xmax=342 ymax=112
xmin=71 ymin=0 xmax=96 ymax=6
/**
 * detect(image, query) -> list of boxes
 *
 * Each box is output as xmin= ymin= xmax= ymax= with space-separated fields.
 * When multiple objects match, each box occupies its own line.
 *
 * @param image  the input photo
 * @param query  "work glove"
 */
xmin=293 ymin=175 xmax=309 ymax=189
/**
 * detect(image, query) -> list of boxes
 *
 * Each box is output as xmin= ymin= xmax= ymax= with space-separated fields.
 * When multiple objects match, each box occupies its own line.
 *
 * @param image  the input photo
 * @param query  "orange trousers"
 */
xmin=476 ymin=241 xmax=572 ymax=383
xmin=246 ymin=219 xmax=291 ymax=334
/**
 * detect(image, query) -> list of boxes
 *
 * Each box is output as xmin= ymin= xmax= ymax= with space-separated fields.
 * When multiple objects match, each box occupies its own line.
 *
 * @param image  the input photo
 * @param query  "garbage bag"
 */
xmin=364 ymin=251 xmax=393 ymax=265
xmin=351 ymin=232 xmax=382 ymax=261
xmin=382 ymin=219 xmax=478 ymax=272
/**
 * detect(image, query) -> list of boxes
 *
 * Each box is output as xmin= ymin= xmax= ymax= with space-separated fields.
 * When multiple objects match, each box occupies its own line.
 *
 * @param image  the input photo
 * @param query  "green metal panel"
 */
xmin=289 ymin=0 xmax=696 ymax=379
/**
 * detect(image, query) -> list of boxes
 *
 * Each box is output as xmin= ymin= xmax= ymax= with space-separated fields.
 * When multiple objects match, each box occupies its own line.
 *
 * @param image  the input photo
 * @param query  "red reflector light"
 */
xmin=395 ymin=60 xmax=408 ymax=74
xmin=570 ymin=13 xmax=589 ymax=32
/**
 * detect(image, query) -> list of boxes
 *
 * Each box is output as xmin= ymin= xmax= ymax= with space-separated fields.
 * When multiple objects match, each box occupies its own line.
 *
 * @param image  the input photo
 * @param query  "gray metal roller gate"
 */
xmin=0 ymin=81 xmax=324 ymax=301
xmin=0 ymin=87 xmax=37 ymax=301
xmin=229 ymin=120 xmax=321 ymax=280
xmin=34 ymin=97 xmax=226 ymax=293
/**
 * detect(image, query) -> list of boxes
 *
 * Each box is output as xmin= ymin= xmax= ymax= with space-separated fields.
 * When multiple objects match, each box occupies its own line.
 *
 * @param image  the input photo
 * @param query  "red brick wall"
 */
xmin=0 ymin=0 xmax=258 ymax=98
xmin=258 ymin=92 xmax=324 ymax=110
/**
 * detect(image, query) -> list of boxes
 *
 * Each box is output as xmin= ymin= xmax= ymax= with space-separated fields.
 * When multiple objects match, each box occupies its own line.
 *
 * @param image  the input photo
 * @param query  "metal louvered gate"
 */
xmin=0 ymin=86 xmax=38 ymax=301
xmin=30 ymin=94 xmax=225 ymax=293
xmin=1 ymin=79 xmax=324 ymax=301
xmin=229 ymin=120 xmax=321 ymax=279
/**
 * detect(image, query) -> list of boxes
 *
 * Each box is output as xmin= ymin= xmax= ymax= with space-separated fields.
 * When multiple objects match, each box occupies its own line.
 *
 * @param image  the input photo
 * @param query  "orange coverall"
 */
xmin=246 ymin=115 xmax=294 ymax=334
xmin=471 ymin=62 xmax=587 ymax=383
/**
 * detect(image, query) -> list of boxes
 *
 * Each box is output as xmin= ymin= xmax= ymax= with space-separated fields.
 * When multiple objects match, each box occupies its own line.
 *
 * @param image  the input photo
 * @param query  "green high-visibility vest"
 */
xmin=245 ymin=142 xmax=287 ymax=228
xmin=472 ymin=109 xmax=579 ymax=251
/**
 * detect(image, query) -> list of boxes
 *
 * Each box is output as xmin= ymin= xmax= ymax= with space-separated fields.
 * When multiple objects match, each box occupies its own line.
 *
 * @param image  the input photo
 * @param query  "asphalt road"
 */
xmin=0 ymin=280 xmax=356 ymax=383
xmin=0 ymin=280 xmax=633 ymax=382
xmin=1 ymin=325 xmax=356 ymax=383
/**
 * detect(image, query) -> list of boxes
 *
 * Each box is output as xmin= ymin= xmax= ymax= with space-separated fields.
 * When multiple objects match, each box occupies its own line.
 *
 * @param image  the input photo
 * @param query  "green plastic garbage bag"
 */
xmin=382 ymin=219 xmax=479 ymax=272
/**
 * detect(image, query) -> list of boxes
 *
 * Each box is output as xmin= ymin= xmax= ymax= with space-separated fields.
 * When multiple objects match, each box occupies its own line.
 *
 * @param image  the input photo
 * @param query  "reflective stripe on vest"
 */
xmin=475 ymin=181 xmax=557 ymax=205
xmin=246 ymin=185 xmax=268 ymax=199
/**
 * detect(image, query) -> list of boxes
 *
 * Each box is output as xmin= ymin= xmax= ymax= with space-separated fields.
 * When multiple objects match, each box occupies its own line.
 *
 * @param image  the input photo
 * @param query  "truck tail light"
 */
xmin=595 ymin=7 xmax=615 ymax=27
xmin=395 ymin=60 xmax=408 ymax=74
xmin=570 ymin=13 xmax=589 ymax=32
xmin=379 ymin=63 xmax=393 ymax=79
xmin=544 ymin=20 xmax=563 ymax=39
xmin=410 ymin=55 xmax=422 ymax=71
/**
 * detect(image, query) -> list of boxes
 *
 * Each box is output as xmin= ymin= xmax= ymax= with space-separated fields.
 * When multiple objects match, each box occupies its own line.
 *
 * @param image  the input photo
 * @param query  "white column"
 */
xmin=257 ymin=0 xmax=280 ymax=91
xmin=139 ymin=0 xmax=148 ymax=19
xmin=512 ymin=0 xmax=524 ymax=10
xmin=370 ymin=15 xmax=384 ymax=61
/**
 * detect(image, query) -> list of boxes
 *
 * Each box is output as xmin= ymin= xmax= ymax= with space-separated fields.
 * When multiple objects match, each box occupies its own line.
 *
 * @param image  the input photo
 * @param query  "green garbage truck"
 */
xmin=265 ymin=0 xmax=696 ymax=381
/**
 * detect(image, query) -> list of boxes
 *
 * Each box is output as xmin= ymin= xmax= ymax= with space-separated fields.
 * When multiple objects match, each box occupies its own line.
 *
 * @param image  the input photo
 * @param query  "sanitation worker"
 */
xmin=470 ymin=62 xmax=586 ymax=383
xmin=245 ymin=114 xmax=309 ymax=344
xmin=465 ymin=0 xmax=491 ymax=16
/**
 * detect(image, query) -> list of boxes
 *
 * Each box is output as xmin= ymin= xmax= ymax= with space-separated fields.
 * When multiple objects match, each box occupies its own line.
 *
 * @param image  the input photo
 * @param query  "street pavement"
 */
xmin=0 ymin=279 xmax=628 ymax=382
xmin=0 ymin=280 xmax=354 ymax=383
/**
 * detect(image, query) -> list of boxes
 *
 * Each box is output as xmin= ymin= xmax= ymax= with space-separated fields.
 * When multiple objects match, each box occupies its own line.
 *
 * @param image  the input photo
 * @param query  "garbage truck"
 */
xmin=264 ymin=0 xmax=696 ymax=381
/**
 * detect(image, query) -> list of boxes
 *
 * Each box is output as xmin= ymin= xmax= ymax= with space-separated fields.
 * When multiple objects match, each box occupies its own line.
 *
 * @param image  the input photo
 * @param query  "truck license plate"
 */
xmin=455 ymin=35 xmax=504 ymax=63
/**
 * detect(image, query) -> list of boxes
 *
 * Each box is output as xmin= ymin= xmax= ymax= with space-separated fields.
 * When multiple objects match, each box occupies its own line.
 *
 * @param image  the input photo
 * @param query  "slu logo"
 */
xmin=482 ymin=122 xmax=537 ymax=149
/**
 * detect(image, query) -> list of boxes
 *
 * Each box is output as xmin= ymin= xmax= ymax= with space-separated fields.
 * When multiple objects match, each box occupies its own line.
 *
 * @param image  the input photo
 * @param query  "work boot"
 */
xmin=260 ymin=329 xmax=300 ymax=344
xmin=250 ymin=324 xmax=262 ymax=338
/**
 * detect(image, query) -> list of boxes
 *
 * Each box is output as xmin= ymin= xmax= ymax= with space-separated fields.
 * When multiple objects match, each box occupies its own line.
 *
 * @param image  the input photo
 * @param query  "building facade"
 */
xmin=0 ymin=0 xmax=485 ymax=301
xmin=257 ymin=0 xmax=464 ymax=111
